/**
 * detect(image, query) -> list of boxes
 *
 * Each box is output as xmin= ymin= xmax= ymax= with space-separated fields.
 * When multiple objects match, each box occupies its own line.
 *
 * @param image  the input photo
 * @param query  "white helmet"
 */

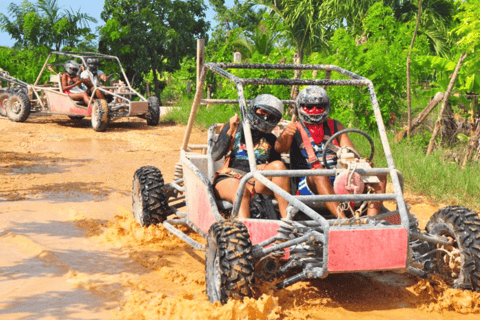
xmin=247 ymin=94 xmax=283 ymax=133
xmin=64 ymin=60 xmax=80 ymax=77
xmin=296 ymin=86 xmax=330 ymax=124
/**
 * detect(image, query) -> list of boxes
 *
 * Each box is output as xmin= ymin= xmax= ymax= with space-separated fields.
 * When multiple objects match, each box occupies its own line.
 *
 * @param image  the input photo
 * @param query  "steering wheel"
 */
xmin=322 ymin=128 xmax=375 ymax=169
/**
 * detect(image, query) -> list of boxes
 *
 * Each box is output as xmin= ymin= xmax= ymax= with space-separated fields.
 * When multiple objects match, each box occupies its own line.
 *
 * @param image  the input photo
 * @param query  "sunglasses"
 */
xmin=301 ymin=104 xmax=326 ymax=110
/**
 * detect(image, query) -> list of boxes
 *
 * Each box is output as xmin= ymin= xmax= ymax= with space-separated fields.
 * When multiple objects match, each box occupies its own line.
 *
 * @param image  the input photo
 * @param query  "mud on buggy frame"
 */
xmin=135 ymin=62 xmax=479 ymax=303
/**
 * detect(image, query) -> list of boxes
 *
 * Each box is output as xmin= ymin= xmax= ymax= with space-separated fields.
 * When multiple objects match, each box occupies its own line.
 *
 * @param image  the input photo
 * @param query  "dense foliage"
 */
xmin=98 ymin=0 xmax=210 ymax=98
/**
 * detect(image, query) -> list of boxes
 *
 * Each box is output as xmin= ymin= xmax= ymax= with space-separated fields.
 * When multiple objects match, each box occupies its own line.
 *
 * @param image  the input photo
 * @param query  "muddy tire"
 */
xmin=425 ymin=206 xmax=480 ymax=290
xmin=0 ymin=92 xmax=9 ymax=116
xmin=6 ymin=92 xmax=30 ymax=122
xmin=146 ymin=96 xmax=160 ymax=126
xmin=132 ymin=166 xmax=169 ymax=227
xmin=206 ymin=221 xmax=255 ymax=304
xmin=91 ymin=99 xmax=109 ymax=132
xmin=68 ymin=116 xmax=85 ymax=121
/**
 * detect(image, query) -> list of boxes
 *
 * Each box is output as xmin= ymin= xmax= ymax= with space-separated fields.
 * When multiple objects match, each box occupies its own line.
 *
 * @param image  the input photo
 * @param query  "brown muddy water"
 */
xmin=1 ymin=114 xmax=479 ymax=319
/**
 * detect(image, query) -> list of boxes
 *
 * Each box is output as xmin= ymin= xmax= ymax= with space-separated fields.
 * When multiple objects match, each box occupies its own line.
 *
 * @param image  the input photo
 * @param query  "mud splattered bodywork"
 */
xmin=131 ymin=62 xmax=480 ymax=303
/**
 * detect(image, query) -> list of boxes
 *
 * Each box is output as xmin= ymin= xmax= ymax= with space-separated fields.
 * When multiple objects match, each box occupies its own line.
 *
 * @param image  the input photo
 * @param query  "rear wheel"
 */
xmin=0 ymin=92 xmax=10 ymax=116
xmin=132 ymin=166 xmax=169 ymax=227
xmin=425 ymin=206 xmax=480 ymax=290
xmin=6 ymin=92 xmax=30 ymax=122
xmin=146 ymin=96 xmax=160 ymax=126
xmin=91 ymin=99 xmax=109 ymax=132
xmin=205 ymin=221 xmax=255 ymax=304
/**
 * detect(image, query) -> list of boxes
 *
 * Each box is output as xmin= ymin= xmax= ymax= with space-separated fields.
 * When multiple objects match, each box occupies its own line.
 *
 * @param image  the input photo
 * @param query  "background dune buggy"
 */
xmin=0 ymin=51 xmax=161 ymax=132
xmin=131 ymin=62 xmax=480 ymax=304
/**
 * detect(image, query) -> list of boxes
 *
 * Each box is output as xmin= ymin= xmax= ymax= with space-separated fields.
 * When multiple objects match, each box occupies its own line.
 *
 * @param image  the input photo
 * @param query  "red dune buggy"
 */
xmin=131 ymin=62 xmax=480 ymax=303
xmin=0 ymin=51 xmax=160 ymax=131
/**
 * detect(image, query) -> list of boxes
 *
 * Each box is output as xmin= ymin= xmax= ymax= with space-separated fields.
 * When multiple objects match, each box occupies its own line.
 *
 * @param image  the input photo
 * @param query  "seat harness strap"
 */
xmin=296 ymin=119 xmax=338 ymax=169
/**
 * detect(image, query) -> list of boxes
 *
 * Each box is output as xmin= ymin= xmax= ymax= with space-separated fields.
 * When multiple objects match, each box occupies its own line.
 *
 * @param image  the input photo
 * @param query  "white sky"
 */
xmin=0 ymin=0 xmax=230 ymax=47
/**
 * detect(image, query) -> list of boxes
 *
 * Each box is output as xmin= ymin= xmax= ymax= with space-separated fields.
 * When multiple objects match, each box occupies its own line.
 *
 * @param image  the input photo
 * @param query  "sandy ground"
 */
xmin=1 ymin=113 xmax=480 ymax=320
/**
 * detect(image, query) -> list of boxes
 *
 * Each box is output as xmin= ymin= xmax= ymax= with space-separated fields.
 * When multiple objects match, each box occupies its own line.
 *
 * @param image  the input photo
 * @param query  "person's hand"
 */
xmin=283 ymin=120 xmax=297 ymax=137
xmin=364 ymin=158 xmax=374 ymax=168
xmin=229 ymin=114 xmax=240 ymax=129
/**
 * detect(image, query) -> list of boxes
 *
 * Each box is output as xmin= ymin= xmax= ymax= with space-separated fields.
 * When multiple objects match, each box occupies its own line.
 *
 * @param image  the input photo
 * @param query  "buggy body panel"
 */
xmin=327 ymin=226 xmax=408 ymax=272
xmin=44 ymin=91 xmax=90 ymax=116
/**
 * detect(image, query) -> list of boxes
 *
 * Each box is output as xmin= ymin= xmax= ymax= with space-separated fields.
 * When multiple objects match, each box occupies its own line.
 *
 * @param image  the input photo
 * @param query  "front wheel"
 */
xmin=6 ymin=92 xmax=30 ymax=122
xmin=205 ymin=221 xmax=255 ymax=304
xmin=146 ymin=96 xmax=160 ymax=126
xmin=91 ymin=99 xmax=109 ymax=132
xmin=132 ymin=166 xmax=169 ymax=227
xmin=425 ymin=206 xmax=480 ymax=290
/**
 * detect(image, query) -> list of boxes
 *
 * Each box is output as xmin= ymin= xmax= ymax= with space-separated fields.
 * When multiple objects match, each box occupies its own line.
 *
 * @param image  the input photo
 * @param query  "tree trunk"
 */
xmin=152 ymin=69 xmax=161 ymax=98
xmin=426 ymin=53 xmax=468 ymax=155
xmin=406 ymin=0 xmax=423 ymax=138
xmin=441 ymin=103 xmax=458 ymax=144
xmin=290 ymin=50 xmax=303 ymax=101
xmin=462 ymin=120 xmax=480 ymax=166
xmin=394 ymin=91 xmax=443 ymax=142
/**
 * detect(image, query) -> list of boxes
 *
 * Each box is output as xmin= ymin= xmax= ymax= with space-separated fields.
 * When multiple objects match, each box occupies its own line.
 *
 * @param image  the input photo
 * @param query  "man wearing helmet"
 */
xmin=275 ymin=86 xmax=386 ymax=218
xmin=212 ymin=94 xmax=291 ymax=219
xmin=80 ymin=57 xmax=109 ymax=99
xmin=61 ymin=60 xmax=90 ymax=105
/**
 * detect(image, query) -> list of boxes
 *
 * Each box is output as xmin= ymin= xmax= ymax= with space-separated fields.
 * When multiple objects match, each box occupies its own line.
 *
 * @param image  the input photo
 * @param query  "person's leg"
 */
xmin=307 ymin=175 xmax=346 ymax=218
xmin=94 ymin=89 xmax=106 ymax=99
xmin=366 ymin=174 xmax=387 ymax=216
xmin=69 ymin=93 xmax=90 ymax=106
xmin=254 ymin=160 xmax=291 ymax=218
xmin=214 ymin=177 xmax=253 ymax=219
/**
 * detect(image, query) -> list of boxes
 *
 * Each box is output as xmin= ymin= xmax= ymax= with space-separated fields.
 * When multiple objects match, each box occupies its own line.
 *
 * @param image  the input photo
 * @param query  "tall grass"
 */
xmin=166 ymin=98 xmax=480 ymax=211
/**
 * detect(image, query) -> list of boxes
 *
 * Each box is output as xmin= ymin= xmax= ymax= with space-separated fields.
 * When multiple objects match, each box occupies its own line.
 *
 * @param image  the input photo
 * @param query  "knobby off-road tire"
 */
xmin=425 ymin=206 xmax=480 ymax=290
xmin=6 ymin=92 xmax=30 ymax=122
xmin=206 ymin=221 xmax=255 ymax=304
xmin=132 ymin=166 xmax=169 ymax=227
xmin=91 ymin=99 xmax=109 ymax=132
xmin=146 ymin=96 xmax=160 ymax=126
xmin=0 ymin=92 xmax=10 ymax=116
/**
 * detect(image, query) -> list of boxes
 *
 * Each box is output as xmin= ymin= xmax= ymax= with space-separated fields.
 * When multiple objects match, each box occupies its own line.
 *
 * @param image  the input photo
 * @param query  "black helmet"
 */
xmin=86 ymin=58 xmax=99 ymax=73
xmin=64 ymin=60 xmax=80 ymax=77
xmin=296 ymin=86 xmax=330 ymax=124
xmin=247 ymin=94 xmax=283 ymax=133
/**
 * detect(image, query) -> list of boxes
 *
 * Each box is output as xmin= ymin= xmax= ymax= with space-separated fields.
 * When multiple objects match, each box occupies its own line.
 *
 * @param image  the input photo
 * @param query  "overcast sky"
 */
xmin=0 ymin=0 xmax=229 ymax=48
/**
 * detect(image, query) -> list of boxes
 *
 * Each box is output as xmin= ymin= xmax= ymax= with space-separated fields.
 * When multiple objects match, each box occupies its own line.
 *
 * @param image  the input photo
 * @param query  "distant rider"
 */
xmin=80 ymin=58 xmax=108 ymax=99
xmin=61 ymin=60 xmax=90 ymax=106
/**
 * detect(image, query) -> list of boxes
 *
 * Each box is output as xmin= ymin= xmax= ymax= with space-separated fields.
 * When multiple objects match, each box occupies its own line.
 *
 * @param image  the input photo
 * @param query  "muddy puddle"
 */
xmin=1 ymin=115 xmax=479 ymax=319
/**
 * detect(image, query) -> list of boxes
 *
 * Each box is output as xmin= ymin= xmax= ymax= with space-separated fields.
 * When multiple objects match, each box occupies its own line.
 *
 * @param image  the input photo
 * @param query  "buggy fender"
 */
xmin=327 ymin=226 xmax=408 ymax=272
xmin=45 ymin=91 xmax=89 ymax=116
xmin=130 ymin=101 xmax=149 ymax=115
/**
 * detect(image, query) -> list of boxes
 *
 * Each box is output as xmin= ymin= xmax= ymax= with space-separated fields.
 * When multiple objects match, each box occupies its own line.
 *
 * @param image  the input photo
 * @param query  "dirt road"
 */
xmin=1 ymin=115 xmax=479 ymax=319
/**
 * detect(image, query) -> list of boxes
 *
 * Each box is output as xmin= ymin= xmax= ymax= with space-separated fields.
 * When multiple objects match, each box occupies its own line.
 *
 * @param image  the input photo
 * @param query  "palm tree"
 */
xmin=0 ymin=0 xmax=97 ymax=50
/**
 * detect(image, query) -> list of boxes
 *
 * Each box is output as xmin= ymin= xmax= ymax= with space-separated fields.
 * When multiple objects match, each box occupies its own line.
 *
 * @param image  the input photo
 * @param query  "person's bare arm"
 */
xmin=211 ymin=114 xmax=240 ymax=161
xmin=275 ymin=121 xmax=296 ymax=153
xmin=336 ymin=121 xmax=356 ymax=149
xmin=61 ymin=74 xmax=86 ymax=91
